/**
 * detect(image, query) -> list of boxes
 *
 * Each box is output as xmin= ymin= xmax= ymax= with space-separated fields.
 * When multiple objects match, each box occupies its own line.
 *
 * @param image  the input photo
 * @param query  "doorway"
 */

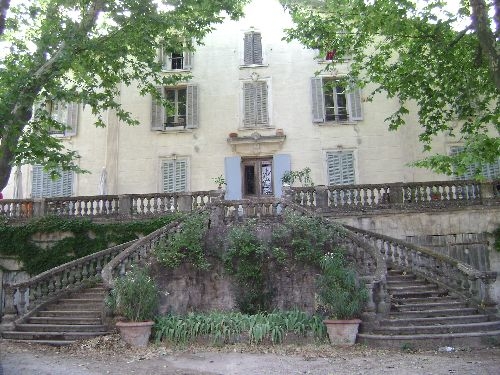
xmin=242 ymin=158 xmax=273 ymax=197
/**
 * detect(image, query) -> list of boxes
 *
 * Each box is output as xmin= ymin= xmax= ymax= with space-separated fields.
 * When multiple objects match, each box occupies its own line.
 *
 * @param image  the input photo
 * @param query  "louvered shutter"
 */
xmin=186 ymin=84 xmax=198 ymax=129
xmin=483 ymin=160 xmax=500 ymax=179
xmin=244 ymin=33 xmax=254 ymax=65
xmin=243 ymin=82 xmax=256 ymax=126
xmin=252 ymin=32 xmax=263 ymax=65
xmin=61 ymin=170 xmax=73 ymax=196
xmin=32 ymin=165 xmax=43 ymax=198
xmin=340 ymin=152 xmax=355 ymax=184
xmin=151 ymin=87 xmax=165 ymax=130
xmin=450 ymin=147 xmax=475 ymax=180
xmin=255 ymin=81 xmax=268 ymax=125
xmin=348 ymin=85 xmax=363 ymax=121
xmin=244 ymin=32 xmax=262 ymax=65
xmin=183 ymin=51 xmax=192 ymax=70
xmin=311 ymin=77 xmax=325 ymax=123
xmin=65 ymin=102 xmax=78 ymax=136
xmin=174 ymin=160 xmax=188 ymax=192
xmin=162 ymin=160 xmax=175 ymax=192
xmin=327 ymin=152 xmax=355 ymax=185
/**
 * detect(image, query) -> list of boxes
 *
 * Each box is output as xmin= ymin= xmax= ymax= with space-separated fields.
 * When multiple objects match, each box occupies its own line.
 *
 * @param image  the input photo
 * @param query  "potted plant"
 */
xmin=316 ymin=251 xmax=368 ymax=345
xmin=213 ymin=175 xmax=226 ymax=190
xmin=107 ymin=266 xmax=159 ymax=347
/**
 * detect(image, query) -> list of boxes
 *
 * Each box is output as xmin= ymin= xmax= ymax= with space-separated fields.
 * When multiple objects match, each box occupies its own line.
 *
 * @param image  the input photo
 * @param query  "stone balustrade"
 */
xmin=1 ymin=240 xmax=135 ymax=328
xmin=344 ymin=225 xmax=498 ymax=314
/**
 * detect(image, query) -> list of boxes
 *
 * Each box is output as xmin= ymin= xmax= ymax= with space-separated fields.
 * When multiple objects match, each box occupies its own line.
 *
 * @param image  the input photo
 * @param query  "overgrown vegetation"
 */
xmin=0 ymin=215 xmax=179 ymax=275
xmin=494 ymin=226 xmax=500 ymax=252
xmin=154 ymin=310 xmax=327 ymax=345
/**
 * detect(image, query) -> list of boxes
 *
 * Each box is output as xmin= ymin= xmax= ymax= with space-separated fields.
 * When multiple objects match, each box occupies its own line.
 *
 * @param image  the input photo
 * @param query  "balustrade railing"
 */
xmin=344 ymin=225 xmax=498 ymax=313
xmin=0 ymin=199 xmax=34 ymax=218
xmin=45 ymin=195 xmax=120 ymax=217
xmin=1 ymin=240 xmax=136 ymax=325
xmin=220 ymin=198 xmax=282 ymax=223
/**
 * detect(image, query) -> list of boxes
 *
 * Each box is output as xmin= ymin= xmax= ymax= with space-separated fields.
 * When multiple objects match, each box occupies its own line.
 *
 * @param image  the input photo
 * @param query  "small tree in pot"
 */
xmin=316 ymin=251 xmax=368 ymax=345
xmin=107 ymin=266 xmax=159 ymax=347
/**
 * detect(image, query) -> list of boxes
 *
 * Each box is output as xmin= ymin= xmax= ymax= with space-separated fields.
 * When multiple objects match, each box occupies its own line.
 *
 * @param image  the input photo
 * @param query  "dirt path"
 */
xmin=1 ymin=335 xmax=499 ymax=375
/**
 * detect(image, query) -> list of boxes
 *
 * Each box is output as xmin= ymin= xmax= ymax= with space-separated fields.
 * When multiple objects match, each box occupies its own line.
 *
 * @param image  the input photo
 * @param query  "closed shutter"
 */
xmin=32 ymin=165 xmax=43 ymax=198
xmin=32 ymin=165 xmax=73 ymax=197
xmin=186 ymin=84 xmax=198 ymax=129
xmin=327 ymin=151 xmax=355 ymax=185
xmin=65 ymin=102 xmax=78 ymax=136
xmin=483 ymin=160 xmax=500 ymax=179
xmin=273 ymin=154 xmax=291 ymax=198
xmin=244 ymin=32 xmax=262 ymax=65
xmin=243 ymin=82 xmax=256 ymax=126
xmin=151 ymin=87 xmax=165 ymax=130
xmin=311 ymin=77 xmax=325 ymax=123
xmin=243 ymin=81 xmax=268 ymax=127
xmin=163 ymin=159 xmax=188 ymax=193
xmin=175 ymin=159 xmax=188 ymax=192
xmin=348 ymin=85 xmax=363 ymax=121
xmin=255 ymin=81 xmax=268 ymax=125
xmin=61 ymin=170 xmax=73 ymax=196
xmin=224 ymin=156 xmax=242 ymax=200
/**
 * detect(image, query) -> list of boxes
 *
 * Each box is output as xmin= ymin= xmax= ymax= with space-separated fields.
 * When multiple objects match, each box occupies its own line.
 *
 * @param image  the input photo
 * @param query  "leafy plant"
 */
xmin=316 ymin=251 xmax=368 ymax=320
xmin=153 ymin=212 xmax=210 ymax=270
xmin=107 ymin=266 xmax=159 ymax=322
xmin=213 ymin=175 xmax=226 ymax=188
xmin=281 ymin=167 xmax=314 ymax=186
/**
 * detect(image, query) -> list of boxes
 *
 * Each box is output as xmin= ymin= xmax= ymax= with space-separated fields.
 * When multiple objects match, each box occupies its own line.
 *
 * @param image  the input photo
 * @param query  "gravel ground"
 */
xmin=1 ymin=335 xmax=499 ymax=375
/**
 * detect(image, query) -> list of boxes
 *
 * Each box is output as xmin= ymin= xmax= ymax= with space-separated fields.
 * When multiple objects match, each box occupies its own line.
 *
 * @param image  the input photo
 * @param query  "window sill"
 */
xmin=161 ymin=68 xmax=191 ymax=73
xmin=153 ymin=126 xmax=192 ymax=133
xmin=239 ymin=64 xmax=269 ymax=69
xmin=315 ymin=120 xmax=358 ymax=126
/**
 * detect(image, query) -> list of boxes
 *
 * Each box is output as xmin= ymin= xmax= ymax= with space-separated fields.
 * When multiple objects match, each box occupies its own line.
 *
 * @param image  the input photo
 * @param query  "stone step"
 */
xmin=28 ymin=316 xmax=102 ymax=325
xmin=357 ymin=330 xmax=500 ymax=350
xmin=392 ymin=301 xmax=467 ymax=312
xmin=2 ymin=331 xmax=109 ymax=341
xmin=387 ymin=280 xmax=428 ymax=287
xmin=1 ymin=339 xmax=77 ymax=346
xmin=389 ymin=290 xmax=447 ymax=299
xmin=392 ymin=296 xmax=460 ymax=304
xmin=387 ymin=307 xmax=479 ymax=319
xmin=379 ymin=314 xmax=490 ymax=327
xmin=36 ymin=310 xmax=102 ymax=318
xmin=57 ymin=298 xmax=104 ymax=304
xmin=45 ymin=303 xmax=103 ymax=311
xmin=15 ymin=323 xmax=107 ymax=333
xmin=388 ymin=284 xmax=439 ymax=292
xmin=372 ymin=321 xmax=500 ymax=335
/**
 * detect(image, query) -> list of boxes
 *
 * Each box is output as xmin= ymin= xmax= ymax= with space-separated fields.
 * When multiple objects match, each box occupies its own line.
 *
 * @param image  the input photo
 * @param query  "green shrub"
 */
xmin=107 ymin=266 xmax=159 ymax=322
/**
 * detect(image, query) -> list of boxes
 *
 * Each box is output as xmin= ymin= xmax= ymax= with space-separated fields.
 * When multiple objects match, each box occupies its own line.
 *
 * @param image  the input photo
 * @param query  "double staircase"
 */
xmin=358 ymin=269 xmax=500 ymax=349
xmin=2 ymin=284 xmax=109 ymax=346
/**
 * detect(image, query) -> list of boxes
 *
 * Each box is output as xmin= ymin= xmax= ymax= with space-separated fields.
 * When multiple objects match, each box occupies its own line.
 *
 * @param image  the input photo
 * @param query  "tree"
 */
xmin=0 ymin=0 xmax=247 ymax=191
xmin=282 ymin=0 xmax=499 ymax=178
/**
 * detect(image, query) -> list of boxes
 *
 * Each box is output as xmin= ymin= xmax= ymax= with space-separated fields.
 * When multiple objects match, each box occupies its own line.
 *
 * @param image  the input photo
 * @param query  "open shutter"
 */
xmin=243 ymin=82 xmax=256 ymax=127
xmin=311 ymin=77 xmax=325 ymax=123
xmin=224 ymin=156 xmax=242 ymax=200
xmin=273 ymin=154 xmax=291 ymax=198
xmin=348 ymin=85 xmax=363 ymax=121
xmin=183 ymin=51 xmax=192 ymax=70
xmin=151 ymin=87 xmax=165 ymax=131
xmin=186 ymin=84 xmax=198 ymax=129
xmin=255 ymin=81 xmax=268 ymax=125
xmin=64 ymin=102 xmax=78 ymax=136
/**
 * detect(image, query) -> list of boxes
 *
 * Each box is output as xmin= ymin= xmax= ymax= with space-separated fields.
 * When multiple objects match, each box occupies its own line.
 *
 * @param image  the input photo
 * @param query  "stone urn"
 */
xmin=116 ymin=321 xmax=154 ymax=347
xmin=323 ymin=319 xmax=361 ymax=346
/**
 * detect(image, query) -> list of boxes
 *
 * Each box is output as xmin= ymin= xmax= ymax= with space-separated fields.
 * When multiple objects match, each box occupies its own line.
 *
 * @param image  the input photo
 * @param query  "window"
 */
xmin=326 ymin=151 xmax=355 ymax=185
xmin=31 ymin=165 xmax=73 ymax=198
xmin=242 ymin=81 xmax=269 ymax=127
xmin=311 ymin=77 xmax=362 ymax=123
xmin=47 ymin=101 xmax=78 ymax=136
xmin=162 ymin=158 xmax=188 ymax=193
xmin=243 ymin=31 xmax=263 ymax=65
xmin=159 ymin=47 xmax=192 ymax=71
xmin=242 ymin=158 xmax=273 ymax=196
xmin=151 ymin=85 xmax=198 ymax=130
xmin=450 ymin=147 xmax=500 ymax=180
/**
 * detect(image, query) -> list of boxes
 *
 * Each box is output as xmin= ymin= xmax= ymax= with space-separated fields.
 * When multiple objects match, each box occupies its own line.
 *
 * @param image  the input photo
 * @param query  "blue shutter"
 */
xmin=273 ymin=154 xmax=291 ymax=198
xmin=224 ymin=156 xmax=242 ymax=200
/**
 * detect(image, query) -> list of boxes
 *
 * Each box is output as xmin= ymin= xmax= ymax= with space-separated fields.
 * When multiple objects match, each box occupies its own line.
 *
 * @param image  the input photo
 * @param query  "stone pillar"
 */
xmin=32 ymin=198 xmax=46 ymax=218
xmin=119 ymin=195 xmax=132 ymax=217
xmin=177 ymin=194 xmax=193 ymax=212
xmin=480 ymin=182 xmax=495 ymax=205
xmin=315 ymin=185 xmax=329 ymax=211
xmin=388 ymin=183 xmax=404 ymax=205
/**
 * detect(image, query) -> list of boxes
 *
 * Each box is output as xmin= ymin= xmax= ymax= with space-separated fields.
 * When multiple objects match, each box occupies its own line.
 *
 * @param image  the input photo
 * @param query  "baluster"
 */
xmin=17 ymin=286 xmax=28 ymax=315
xmin=399 ymin=245 xmax=407 ymax=268
xmin=364 ymin=281 xmax=376 ymax=314
xmin=2 ymin=286 xmax=18 ymax=322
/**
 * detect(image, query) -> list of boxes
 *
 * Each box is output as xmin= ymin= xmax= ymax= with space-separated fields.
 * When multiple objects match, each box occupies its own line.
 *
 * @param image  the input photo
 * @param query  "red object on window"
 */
xmin=326 ymin=50 xmax=336 ymax=60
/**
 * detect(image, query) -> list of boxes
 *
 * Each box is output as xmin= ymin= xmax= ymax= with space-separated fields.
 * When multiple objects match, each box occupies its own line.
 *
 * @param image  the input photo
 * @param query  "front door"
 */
xmin=242 ymin=158 xmax=273 ymax=197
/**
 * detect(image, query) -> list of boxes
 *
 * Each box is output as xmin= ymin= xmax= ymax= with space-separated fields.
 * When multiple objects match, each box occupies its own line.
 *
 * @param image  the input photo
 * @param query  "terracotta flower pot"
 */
xmin=323 ymin=319 xmax=361 ymax=346
xmin=116 ymin=321 xmax=154 ymax=347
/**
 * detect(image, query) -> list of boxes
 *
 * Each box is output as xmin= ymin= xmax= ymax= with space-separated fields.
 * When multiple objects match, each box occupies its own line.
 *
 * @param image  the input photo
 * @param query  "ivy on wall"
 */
xmin=494 ymin=226 xmax=500 ymax=252
xmin=0 ymin=215 xmax=179 ymax=275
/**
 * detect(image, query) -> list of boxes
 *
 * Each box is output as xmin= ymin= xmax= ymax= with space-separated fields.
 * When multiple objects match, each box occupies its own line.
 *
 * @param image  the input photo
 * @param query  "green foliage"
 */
xmin=153 ymin=212 xmax=210 ymax=270
xmin=0 ymin=215 xmax=178 ymax=275
xmin=281 ymin=167 xmax=314 ymax=186
xmin=212 ymin=175 xmax=226 ymax=188
xmin=316 ymin=251 xmax=368 ymax=319
xmin=283 ymin=0 xmax=499 ymax=177
xmin=494 ymin=226 xmax=500 ymax=252
xmin=154 ymin=310 xmax=327 ymax=345
xmin=107 ymin=266 xmax=159 ymax=322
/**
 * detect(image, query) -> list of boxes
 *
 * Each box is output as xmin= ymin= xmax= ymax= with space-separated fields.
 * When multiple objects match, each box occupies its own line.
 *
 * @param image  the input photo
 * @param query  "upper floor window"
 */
xmin=31 ymin=165 xmax=73 ymax=198
xmin=47 ymin=101 xmax=78 ymax=136
xmin=450 ymin=146 xmax=500 ymax=180
xmin=151 ymin=85 xmax=199 ymax=131
xmin=311 ymin=77 xmax=362 ymax=123
xmin=162 ymin=158 xmax=188 ymax=193
xmin=243 ymin=31 xmax=263 ymax=65
xmin=326 ymin=151 xmax=355 ymax=185
xmin=242 ymin=80 xmax=269 ymax=127
xmin=160 ymin=46 xmax=192 ymax=71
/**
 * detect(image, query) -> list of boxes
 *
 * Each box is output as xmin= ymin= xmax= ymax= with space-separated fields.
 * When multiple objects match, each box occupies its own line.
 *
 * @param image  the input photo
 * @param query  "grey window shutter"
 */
xmin=186 ymin=84 xmax=198 ymax=129
xmin=162 ymin=160 xmax=175 ymax=192
xmin=348 ymin=85 xmax=363 ymax=121
xmin=224 ymin=156 xmax=242 ymax=200
xmin=311 ymin=77 xmax=325 ymax=123
xmin=175 ymin=159 xmax=188 ymax=192
xmin=61 ymin=170 xmax=73 ymax=196
xmin=255 ymin=81 xmax=268 ymax=125
xmin=65 ymin=102 xmax=78 ymax=136
xmin=32 ymin=165 xmax=43 ymax=198
xmin=244 ymin=33 xmax=253 ymax=65
xmin=253 ymin=32 xmax=263 ymax=65
xmin=327 ymin=151 xmax=355 ymax=185
xmin=151 ymin=87 xmax=165 ymax=130
xmin=243 ymin=82 xmax=256 ymax=126
xmin=273 ymin=154 xmax=291 ymax=198
xmin=183 ymin=51 xmax=192 ymax=70
xmin=244 ymin=32 xmax=262 ymax=65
